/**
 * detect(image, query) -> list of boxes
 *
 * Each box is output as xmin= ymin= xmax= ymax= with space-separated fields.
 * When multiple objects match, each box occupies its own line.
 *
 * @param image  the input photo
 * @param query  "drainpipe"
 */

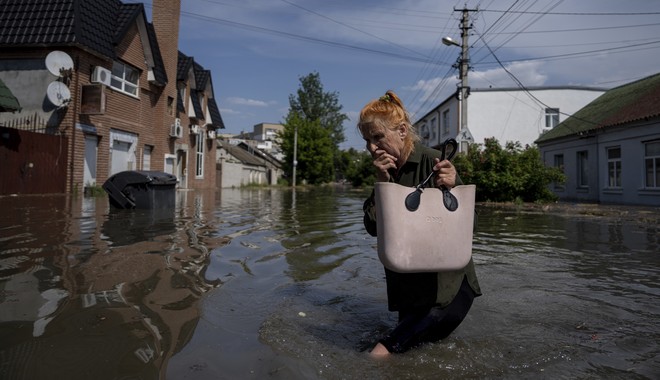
xmin=69 ymin=54 xmax=80 ymax=195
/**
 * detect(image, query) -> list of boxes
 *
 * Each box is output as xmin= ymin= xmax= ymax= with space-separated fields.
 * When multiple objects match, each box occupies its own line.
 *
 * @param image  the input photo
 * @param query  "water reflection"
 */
xmin=1 ymin=192 xmax=659 ymax=379
xmin=0 ymin=192 xmax=224 ymax=379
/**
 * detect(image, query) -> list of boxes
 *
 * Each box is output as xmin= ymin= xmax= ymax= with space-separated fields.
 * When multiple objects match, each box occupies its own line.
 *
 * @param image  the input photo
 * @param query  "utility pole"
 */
xmin=292 ymin=126 xmax=298 ymax=187
xmin=458 ymin=8 xmax=473 ymax=153
xmin=444 ymin=7 xmax=477 ymax=153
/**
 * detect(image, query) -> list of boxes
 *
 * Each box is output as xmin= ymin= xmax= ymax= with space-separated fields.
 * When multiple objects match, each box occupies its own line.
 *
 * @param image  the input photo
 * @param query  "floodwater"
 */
xmin=0 ymin=188 xmax=658 ymax=379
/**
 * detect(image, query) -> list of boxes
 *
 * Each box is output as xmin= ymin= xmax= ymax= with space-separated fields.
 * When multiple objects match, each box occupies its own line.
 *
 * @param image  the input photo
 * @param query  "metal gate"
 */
xmin=0 ymin=127 xmax=68 ymax=194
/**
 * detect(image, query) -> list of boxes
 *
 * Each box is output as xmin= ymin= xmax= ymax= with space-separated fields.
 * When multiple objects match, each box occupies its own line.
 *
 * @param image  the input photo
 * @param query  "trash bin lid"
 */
xmin=139 ymin=171 xmax=178 ymax=185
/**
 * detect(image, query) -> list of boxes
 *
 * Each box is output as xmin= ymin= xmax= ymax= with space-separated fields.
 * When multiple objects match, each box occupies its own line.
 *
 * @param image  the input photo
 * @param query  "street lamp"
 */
xmin=442 ymin=36 xmax=460 ymax=47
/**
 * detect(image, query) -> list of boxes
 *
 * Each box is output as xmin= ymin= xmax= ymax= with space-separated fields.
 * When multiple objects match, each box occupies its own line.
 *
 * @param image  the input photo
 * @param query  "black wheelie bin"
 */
xmin=103 ymin=170 xmax=177 ymax=209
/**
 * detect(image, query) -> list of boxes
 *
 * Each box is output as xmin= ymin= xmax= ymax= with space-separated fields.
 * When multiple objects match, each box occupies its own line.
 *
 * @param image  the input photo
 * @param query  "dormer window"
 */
xmin=111 ymin=61 xmax=139 ymax=96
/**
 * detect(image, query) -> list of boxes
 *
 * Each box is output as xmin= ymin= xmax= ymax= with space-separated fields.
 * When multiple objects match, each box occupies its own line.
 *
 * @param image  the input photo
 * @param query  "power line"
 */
xmin=478 ymin=39 xmax=660 ymax=65
xmin=481 ymin=10 xmax=660 ymax=16
xmin=488 ymin=21 xmax=660 ymax=34
xmin=475 ymin=29 xmax=601 ymax=131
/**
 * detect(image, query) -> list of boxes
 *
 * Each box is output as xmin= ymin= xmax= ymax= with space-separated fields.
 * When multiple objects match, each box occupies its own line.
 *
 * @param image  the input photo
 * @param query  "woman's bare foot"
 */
xmin=369 ymin=343 xmax=390 ymax=358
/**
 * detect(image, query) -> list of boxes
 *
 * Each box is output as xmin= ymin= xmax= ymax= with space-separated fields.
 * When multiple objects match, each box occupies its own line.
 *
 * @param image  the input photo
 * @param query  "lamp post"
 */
xmin=443 ymin=8 xmax=474 ymax=153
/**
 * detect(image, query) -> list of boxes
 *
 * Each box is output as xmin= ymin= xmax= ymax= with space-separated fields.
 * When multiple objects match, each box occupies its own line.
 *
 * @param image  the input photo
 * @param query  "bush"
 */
xmin=453 ymin=138 xmax=565 ymax=203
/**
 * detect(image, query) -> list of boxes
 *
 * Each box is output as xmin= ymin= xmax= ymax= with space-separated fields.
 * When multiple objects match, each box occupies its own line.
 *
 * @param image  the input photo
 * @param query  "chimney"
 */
xmin=151 ymin=0 xmax=181 ymax=99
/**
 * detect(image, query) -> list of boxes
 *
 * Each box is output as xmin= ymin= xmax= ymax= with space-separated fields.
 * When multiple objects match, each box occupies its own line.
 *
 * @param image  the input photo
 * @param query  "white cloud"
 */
xmin=219 ymin=108 xmax=241 ymax=115
xmin=471 ymin=61 xmax=548 ymax=88
xmin=226 ymin=97 xmax=273 ymax=107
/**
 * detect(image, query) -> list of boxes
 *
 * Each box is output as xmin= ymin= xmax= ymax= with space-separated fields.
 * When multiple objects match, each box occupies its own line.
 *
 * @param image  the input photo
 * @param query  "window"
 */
xmin=195 ymin=133 xmax=204 ymax=177
xmin=111 ymin=61 xmax=139 ymax=96
xmin=607 ymin=147 xmax=621 ymax=188
xmin=545 ymin=108 xmax=560 ymax=130
xmin=430 ymin=117 xmax=437 ymax=140
xmin=554 ymin=154 xmax=564 ymax=190
xmin=143 ymin=145 xmax=152 ymax=171
xmin=167 ymin=96 xmax=174 ymax=116
xmin=179 ymin=84 xmax=187 ymax=108
xmin=420 ymin=123 xmax=429 ymax=139
xmin=442 ymin=110 xmax=450 ymax=135
xmin=645 ymin=141 xmax=660 ymax=188
xmin=577 ymin=151 xmax=589 ymax=187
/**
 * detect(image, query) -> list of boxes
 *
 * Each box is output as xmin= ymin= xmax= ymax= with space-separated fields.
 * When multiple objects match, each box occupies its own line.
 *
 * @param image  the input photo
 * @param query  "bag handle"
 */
xmin=404 ymin=138 xmax=459 ymax=212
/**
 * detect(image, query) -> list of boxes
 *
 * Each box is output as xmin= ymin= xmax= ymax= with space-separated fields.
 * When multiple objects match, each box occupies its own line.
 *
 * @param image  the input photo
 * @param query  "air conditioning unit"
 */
xmin=170 ymin=119 xmax=183 ymax=138
xmin=190 ymin=125 xmax=200 ymax=135
xmin=91 ymin=66 xmax=112 ymax=86
xmin=207 ymin=130 xmax=216 ymax=139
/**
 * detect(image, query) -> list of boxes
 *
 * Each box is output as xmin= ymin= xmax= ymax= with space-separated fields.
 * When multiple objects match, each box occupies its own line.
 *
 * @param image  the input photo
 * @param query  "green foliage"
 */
xmin=84 ymin=183 xmax=106 ymax=197
xmin=288 ymin=72 xmax=348 ymax=148
xmin=339 ymin=148 xmax=375 ymax=187
xmin=281 ymin=113 xmax=335 ymax=185
xmin=281 ymin=72 xmax=349 ymax=185
xmin=453 ymin=138 xmax=565 ymax=202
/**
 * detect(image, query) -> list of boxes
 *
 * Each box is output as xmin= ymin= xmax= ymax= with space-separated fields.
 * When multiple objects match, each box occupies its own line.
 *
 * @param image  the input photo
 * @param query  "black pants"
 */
xmin=379 ymin=277 xmax=476 ymax=354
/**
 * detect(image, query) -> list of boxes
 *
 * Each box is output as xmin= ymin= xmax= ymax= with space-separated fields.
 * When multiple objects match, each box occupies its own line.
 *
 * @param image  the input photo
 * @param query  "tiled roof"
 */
xmin=207 ymin=97 xmax=225 ymax=129
xmin=193 ymin=62 xmax=210 ymax=89
xmin=0 ymin=0 xmax=167 ymax=85
xmin=146 ymin=23 xmax=167 ymax=86
xmin=537 ymin=73 xmax=660 ymax=143
xmin=177 ymin=51 xmax=224 ymax=129
xmin=177 ymin=51 xmax=194 ymax=82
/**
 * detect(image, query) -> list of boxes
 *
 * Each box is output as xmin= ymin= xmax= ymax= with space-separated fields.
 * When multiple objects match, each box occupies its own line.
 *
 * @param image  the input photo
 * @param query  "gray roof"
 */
xmin=536 ymin=73 xmax=660 ymax=143
xmin=219 ymin=140 xmax=266 ymax=167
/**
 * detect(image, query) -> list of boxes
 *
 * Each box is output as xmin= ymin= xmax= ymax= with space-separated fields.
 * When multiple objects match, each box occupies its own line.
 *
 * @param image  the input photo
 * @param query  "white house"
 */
xmin=414 ymin=86 xmax=606 ymax=151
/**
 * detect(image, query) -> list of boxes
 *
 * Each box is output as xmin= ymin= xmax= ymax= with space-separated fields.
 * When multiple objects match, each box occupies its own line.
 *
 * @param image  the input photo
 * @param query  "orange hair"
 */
xmin=357 ymin=90 xmax=420 ymax=158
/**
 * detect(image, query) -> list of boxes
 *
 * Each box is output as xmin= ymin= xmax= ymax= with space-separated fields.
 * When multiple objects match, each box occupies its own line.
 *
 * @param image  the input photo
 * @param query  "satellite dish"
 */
xmin=46 ymin=81 xmax=71 ymax=107
xmin=45 ymin=51 xmax=74 ymax=77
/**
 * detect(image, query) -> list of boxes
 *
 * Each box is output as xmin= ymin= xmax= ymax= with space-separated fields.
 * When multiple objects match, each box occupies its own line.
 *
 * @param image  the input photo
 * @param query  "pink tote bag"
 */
xmin=375 ymin=182 xmax=475 ymax=273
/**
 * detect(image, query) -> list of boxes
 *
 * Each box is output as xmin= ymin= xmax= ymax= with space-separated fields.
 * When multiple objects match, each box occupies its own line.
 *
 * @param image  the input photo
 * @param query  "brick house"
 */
xmin=0 ymin=0 xmax=223 ymax=195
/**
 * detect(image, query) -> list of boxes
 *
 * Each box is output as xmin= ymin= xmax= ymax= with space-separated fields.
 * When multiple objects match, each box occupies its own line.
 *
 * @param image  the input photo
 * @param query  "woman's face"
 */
xmin=362 ymin=122 xmax=406 ymax=160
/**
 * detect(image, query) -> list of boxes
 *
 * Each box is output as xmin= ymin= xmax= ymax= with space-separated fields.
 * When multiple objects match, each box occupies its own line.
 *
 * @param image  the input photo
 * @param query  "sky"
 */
xmin=137 ymin=0 xmax=660 ymax=151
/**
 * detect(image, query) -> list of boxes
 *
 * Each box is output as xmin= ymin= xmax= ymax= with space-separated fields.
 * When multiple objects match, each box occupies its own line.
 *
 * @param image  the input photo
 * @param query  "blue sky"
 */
xmin=139 ymin=0 xmax=660 ymax=150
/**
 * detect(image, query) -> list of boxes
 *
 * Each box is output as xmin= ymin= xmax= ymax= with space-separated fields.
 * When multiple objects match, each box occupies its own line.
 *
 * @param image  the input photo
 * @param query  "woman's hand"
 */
xmin=373 ymin=149 xmax=397 ymax=182
xmin=433 ymin=158 xmax=456 ymax=188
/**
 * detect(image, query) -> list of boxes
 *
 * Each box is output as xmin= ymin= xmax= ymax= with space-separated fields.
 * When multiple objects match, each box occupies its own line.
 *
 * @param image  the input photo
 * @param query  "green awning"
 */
xmin=0 ymin=78 xmax=21 ymax=112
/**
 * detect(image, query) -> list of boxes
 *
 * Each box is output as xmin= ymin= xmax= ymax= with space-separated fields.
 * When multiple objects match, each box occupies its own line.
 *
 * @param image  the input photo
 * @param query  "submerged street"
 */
xmin=0 ymin=188 xmax=658 ymax=379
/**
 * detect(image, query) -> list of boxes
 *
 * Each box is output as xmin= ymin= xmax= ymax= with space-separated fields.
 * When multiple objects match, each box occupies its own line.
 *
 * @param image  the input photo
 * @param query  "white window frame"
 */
xmin=545 ymin=108 xmax=560 ymax=130
xmin=442 ymin=109 xmax=450 ymax=135
xmin=111 ymin=61 xmax=139 ymax=97
xmin=195 ymin=133 xmax=204 ymax=178
xmin=606 ymin=146 xmax=621 ymax=188
xmin=644 ymin=141 xmax=660 ymax=188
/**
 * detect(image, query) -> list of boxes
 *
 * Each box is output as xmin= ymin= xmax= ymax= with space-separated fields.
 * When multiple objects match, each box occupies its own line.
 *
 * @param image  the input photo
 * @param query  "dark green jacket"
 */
xmin=363 ymin=142 xmax=482 ymax=310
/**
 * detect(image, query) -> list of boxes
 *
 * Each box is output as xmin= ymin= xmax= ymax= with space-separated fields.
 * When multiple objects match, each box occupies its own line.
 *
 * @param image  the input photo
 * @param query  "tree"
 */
xmin=281 ymin=72 xmax=348 ymax=184
xmin=280 ymin=113 xmax=335 ymax=185
xmin=339 ymin=148 xmax=375 ymax=187
xmin=453 ymin=138 xmax=565 ymax=202
xmin=288 ymin=72 xmax=348 ymax=148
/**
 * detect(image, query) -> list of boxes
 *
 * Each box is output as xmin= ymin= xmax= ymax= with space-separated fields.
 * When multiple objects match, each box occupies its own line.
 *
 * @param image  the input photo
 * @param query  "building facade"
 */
xmin=0 ymin=0 xmax=223 ymax=195
xmin=536 ymin=73 xmax=660 ymax=206
xmin=414 ymin=86 xmax=605 ymax=151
